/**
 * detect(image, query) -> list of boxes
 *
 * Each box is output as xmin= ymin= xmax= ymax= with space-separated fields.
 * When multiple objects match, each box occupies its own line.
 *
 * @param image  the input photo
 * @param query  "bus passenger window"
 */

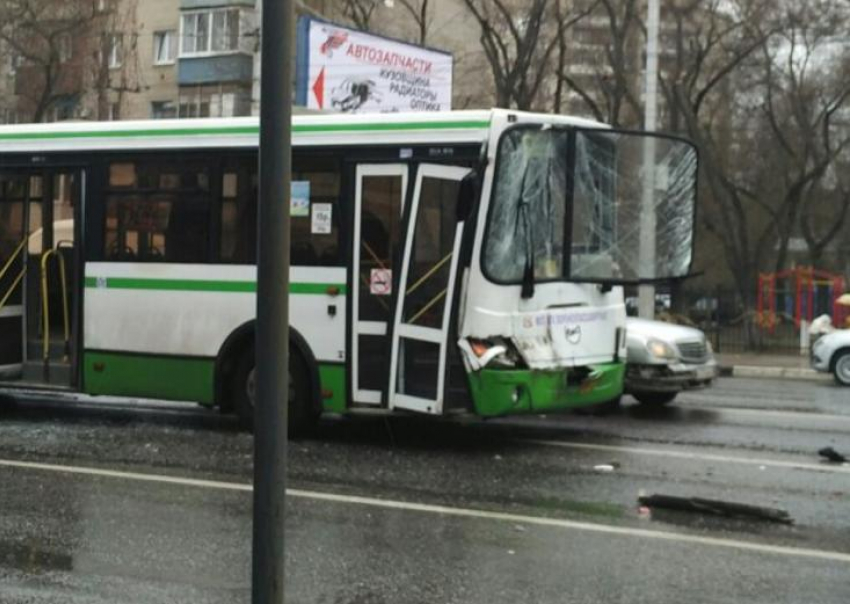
xmin=104 ymin=161 xmax=211 ymax=263
xmin=220 ymin=168 xmax=257 ymax=264
xmin=291 ymin=156 xmax=342 ymax=266
xmin=219 ymin=154 xmax=343 ymax=266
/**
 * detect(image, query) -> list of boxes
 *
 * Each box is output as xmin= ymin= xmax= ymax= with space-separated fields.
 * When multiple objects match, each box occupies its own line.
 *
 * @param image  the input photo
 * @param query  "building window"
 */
xmin=108 ymin=35 xmax=123 ymax=69
xmin=151 ymin=101 xmax=177 ymax=119
xmin=153 ymin=30 xmax=177 ymax=65
xmin=181 ymin=9 xmax=240 ymax=56
xmin=211 ymin=10 xmax=240 ymax=52
xmin=179 ymin=98 xmax=211 ymax=118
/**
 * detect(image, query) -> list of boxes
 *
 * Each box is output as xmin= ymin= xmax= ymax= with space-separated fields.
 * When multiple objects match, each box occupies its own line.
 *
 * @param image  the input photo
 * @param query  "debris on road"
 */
xmin=818 ymin=447 xmax=847 ymax=463
xmin=638 ymin=494 xmax=793 ymax=525
xmin=593 ymin=464 xmax=616 ymax=473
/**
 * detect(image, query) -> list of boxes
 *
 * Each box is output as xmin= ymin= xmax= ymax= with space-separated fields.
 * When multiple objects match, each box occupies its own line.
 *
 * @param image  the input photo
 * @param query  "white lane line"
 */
xmin=2 ymin=457 xmax=850 ymax=564
xmin=0 ymin=459 xmax=253 ymax=492
xmin=524 ymin=440 xmax=850 ymax=475
xmin=681 ymin=405 xmax=850 ymax=425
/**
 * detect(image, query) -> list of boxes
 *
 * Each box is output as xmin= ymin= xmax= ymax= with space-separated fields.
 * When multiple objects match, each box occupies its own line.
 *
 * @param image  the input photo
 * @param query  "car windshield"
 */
xmin=483 ymin=127 xmax=698 ymax=284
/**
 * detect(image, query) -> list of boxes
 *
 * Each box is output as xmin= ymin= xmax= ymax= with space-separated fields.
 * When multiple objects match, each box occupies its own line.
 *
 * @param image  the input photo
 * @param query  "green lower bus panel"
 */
xmin=467 ymin=362 xmax=625 ymax=417
xmin=84 ymin=351 xmax=215 ymax=405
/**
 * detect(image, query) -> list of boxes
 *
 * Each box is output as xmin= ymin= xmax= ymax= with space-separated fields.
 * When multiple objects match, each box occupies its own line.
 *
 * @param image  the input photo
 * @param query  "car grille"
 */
xmin=677 ymin=340 xmax=707 ymax=363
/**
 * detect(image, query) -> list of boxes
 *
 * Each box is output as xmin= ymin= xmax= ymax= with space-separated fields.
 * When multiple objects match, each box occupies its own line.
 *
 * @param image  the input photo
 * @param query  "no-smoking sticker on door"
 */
xmin=370 ymin=269 xmax=392 ymax=296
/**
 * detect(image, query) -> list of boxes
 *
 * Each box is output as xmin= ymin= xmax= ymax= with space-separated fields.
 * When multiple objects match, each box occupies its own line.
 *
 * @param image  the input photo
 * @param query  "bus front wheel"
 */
xmin=632 ymin=391 xmax=677 ymax=407
xmin=232 ymin=347 xmax=319 ymax=437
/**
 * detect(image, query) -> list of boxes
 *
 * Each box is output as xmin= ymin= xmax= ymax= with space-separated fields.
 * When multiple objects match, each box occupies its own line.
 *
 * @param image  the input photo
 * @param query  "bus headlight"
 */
xmin=646 ymin=338 xmax=677 ymax=361
xmin=466 ymin=338 xmax=520 ymax=369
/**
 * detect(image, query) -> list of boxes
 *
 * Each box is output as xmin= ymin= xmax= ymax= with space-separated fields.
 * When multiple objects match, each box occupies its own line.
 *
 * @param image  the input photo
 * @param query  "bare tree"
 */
xmin=0 ymin=0 xmax=98 ymax=122
xmin=656 ymin=0 xmax=784 ymax=308
xmin=0 ymin=0 xmax=140 ymax=123
xmin=397 ymin=0 xmax=432 ymax=45
xmin=87 ymin=0 xmax=143 ymax=121
xmin=461 ymin=0 xmax=596 ymax=110
xmin=555 ymin=0 xmax=642 ymax=127
xmin=341 ymin=0 xmax=383 ymax=31
xmin=759 ymin=0 xmax=850 ymax=270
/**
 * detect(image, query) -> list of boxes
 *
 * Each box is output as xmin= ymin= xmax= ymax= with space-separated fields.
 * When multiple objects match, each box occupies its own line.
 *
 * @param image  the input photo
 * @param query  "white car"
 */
xmin=811 ymin=330 xmax=850 ymax=385
xmin=625 ymin=318 xmax=718 ymax=406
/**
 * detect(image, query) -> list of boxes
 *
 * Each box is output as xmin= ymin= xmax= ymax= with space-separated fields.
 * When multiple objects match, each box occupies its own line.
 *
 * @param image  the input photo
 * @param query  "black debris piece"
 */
xmin=818 ymin=447 xmax=847 ymax=463
xmin=638 ymin=494 xmax=793 ymax=525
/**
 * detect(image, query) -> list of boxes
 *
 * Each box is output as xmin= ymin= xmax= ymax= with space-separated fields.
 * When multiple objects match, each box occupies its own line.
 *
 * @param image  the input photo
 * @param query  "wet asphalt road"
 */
xmin=0 ymin=377 xmax=848 ymax=603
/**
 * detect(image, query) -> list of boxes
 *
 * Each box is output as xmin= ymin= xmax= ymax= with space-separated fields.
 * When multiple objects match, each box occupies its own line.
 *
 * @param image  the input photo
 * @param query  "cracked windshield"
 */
xmin=0 ymin=0 xmax=848 ymax=603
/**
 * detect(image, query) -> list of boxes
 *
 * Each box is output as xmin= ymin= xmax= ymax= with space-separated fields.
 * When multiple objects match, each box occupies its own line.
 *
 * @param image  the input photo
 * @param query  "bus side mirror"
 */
xmin=456 ymin=172 xmax=478 ymax=222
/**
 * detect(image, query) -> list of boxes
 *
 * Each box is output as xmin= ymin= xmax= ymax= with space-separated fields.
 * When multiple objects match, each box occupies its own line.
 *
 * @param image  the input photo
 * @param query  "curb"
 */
xmin=719 ymin=365 xmax=831 ymax=381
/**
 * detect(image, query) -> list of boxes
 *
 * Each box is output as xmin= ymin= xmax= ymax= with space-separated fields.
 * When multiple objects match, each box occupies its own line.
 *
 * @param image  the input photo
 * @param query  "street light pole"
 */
xmin=253 ymin=0 xmax=292 ymax=602
xmin=638 ymin=0 xmax=660 ymax=319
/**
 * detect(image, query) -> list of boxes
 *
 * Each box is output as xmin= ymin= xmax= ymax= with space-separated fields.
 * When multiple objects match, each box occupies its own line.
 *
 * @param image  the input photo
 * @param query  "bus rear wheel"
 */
xmin=232 ymin=346 xmax=319 ymax=437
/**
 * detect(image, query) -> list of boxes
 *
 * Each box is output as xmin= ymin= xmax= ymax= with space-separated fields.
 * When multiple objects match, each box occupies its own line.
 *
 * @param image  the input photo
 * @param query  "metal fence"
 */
xmin=657 ymin=288 xmax=808 ymax=354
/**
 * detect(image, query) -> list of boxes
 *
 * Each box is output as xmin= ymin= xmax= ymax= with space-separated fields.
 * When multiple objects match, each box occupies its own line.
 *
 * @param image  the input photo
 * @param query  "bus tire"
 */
xmin=632 ymin=391 xmax=677 ymax=407
xmin=232 ymin=346 xmax=320 ymax=437
xmin=575 ymin=395 xmax=620 ymax=416
xmin=0 ymin=392 xmax=16 ymax=414
xmin=591 ymin=395 xmax=621 ymax=416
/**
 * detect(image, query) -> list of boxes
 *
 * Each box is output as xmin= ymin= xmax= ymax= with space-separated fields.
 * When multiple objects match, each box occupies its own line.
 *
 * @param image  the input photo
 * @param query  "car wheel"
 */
xmin=833 ymin=351 xmax=850 ymax=386
xmin=632 ymin=391 xmax=677 ymax=407
xmin=233 ymin=346 xmax=319 ymax=436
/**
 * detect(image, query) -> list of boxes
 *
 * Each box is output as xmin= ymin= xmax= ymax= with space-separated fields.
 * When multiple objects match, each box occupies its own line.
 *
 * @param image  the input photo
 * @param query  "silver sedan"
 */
xmin=625 ymin=318 xmax=718 ymax=406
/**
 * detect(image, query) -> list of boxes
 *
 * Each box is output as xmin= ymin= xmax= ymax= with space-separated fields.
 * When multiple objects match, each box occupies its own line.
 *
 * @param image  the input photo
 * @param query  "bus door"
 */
xmin=388 ymin=165 xmax=471 ymax=414
xmin=0 ymin=173 xmax=30 ymax=378
xmin=21 ymin=169 xmax=82 ymax=387
xmin=351 ymin=164 xmax=408 ymax=405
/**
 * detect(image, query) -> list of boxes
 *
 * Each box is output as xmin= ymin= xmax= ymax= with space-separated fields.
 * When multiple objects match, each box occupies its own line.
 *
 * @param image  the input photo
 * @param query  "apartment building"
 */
xmin=0 ymin=0 xmax=258 ymax=122
xmin=127 ymin=0 xmax=259 ymax=119
xmin=1 ymin=0 xmax=702 ymax=124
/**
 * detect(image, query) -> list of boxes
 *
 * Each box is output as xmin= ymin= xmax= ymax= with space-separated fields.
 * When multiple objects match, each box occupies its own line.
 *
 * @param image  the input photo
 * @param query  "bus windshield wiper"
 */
xmin=515 ymin=166 xmax=535 ymax=299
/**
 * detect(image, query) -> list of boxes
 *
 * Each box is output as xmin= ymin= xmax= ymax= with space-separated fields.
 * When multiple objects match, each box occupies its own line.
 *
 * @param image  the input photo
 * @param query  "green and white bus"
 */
xmin=0 ymin=110 xmax=698 ymax=431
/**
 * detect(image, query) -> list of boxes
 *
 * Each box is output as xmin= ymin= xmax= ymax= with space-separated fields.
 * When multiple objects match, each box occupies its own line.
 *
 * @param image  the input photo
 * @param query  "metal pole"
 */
xmin=638 ymin=0 xmax=660 ymax=319
xmin=253 ymin=0 xmax=292 ymax=602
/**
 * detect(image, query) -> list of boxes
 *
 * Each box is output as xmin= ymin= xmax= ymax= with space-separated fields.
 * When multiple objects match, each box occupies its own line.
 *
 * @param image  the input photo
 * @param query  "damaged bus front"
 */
xmin=458 ymin=115 xmax=699 ymax=416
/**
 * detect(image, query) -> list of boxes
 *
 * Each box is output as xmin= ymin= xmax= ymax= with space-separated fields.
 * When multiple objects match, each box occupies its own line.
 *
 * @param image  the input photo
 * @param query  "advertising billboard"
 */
xmin=296 ymin=17 xmax=453 ymax=113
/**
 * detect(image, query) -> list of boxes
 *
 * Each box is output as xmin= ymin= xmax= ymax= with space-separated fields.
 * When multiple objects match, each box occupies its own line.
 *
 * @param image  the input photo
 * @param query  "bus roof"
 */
xmin=0 ymin=109 xmax=606 ymax=154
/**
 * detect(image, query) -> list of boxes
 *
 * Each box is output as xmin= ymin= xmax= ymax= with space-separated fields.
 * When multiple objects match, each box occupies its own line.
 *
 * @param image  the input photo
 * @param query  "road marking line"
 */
xmin=682 ymin=405 xmax=850 ymax=425
xmin=2 ymin=457 xmax=850 ymax=564
xmin=523 ymin=440 xmax=850 ymax=475
xmin=0 ymin=459 xmax=253 ymax=492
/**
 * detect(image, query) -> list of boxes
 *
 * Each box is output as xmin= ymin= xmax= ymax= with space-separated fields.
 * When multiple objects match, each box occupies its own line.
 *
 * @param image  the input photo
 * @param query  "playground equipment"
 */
xmin=757 ymin=267 xmax=847 ymax=333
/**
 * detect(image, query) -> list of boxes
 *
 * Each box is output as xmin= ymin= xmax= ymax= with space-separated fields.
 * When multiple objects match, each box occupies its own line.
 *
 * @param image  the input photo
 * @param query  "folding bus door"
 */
xmin=351 ymin=164 xmax=408 ymax=405
xmin=388 ymin=164 xmax=471 ymax=414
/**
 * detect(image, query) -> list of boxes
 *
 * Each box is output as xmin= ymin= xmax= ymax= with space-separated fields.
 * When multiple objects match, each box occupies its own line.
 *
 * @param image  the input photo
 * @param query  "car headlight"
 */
xmin=646 ymin=338 xmax=678 ymax=360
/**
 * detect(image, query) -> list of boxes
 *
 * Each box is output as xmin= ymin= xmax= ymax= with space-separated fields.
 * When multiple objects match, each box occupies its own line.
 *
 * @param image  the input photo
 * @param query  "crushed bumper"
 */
xmin=625 ymin=361 xmax=718 ymax=393
xmin=466 ymin=362 xmax=625 ymax=417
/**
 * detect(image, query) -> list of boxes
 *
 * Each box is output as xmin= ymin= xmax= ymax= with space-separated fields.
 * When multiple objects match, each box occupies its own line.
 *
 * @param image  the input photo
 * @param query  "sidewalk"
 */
xmin=716 ymin=352 xmax=829 ymax=381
